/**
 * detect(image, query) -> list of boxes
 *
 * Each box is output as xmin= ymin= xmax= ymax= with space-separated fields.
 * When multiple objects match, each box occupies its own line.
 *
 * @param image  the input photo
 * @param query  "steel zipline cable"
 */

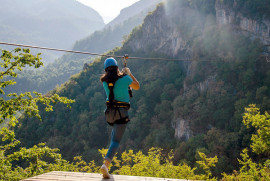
xmin=0 ymin=42 xmax=192 ymax=62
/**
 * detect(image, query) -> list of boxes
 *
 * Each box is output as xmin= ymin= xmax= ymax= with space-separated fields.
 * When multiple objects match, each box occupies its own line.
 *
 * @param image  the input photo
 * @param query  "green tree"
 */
xmin=221 ymin=105 xmax=270 ymax=180
xmin=242 ymin=105 xmax=270 ymax=155
xmin=104 ymin=147 xmax=217 ymax=180
xmin=0 ymin=48 xmax=76 ymax=180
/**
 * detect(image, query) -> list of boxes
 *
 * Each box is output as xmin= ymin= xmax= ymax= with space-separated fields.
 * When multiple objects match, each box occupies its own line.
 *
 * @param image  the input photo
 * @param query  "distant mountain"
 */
xmin=3 ymin=0 xmax=162 ymax=95
xmin=16 ymin=0 xmax=270 ymax=176
xmin=0 ymin=0 xmax=105 ymax=63
xmin=107 ymin=0 xmax=163 ymax=27
xmin=72 ymin=0 xmax=163 ymax=58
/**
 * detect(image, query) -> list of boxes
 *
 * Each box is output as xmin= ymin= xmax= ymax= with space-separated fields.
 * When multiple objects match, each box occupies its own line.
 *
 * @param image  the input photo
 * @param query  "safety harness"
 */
xmin=105 ymin=80 xmax=130 ymax=126
xmin=104 ymin=55 xmax=133 ymax=126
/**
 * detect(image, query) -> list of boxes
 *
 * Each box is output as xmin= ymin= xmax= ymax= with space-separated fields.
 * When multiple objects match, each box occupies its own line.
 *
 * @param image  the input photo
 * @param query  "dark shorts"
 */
xmin=105 ymin=107 xmax=130 ymax=126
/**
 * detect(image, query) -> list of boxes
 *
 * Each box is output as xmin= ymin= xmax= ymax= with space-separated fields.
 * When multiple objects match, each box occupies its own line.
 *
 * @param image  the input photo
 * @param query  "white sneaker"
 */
xmin=100 ymin=164 xmax=110 ymax=179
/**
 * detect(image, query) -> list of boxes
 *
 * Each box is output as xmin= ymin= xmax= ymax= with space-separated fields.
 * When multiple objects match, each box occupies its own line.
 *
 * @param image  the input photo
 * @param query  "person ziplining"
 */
xmin=100 ymin=57 xmax=140 ymax=179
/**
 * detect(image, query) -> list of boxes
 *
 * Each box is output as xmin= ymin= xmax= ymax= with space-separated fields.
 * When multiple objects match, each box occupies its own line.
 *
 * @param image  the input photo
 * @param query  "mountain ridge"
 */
xmin=107 ymin=0 xmax=162 ymax=27
xmin=0 ymin=0 xmax=104 ymax=63
xmin=3 ymin=0 xmax=162 ymax=95
xmin=15 ymin=0 xmax=270 ymax=176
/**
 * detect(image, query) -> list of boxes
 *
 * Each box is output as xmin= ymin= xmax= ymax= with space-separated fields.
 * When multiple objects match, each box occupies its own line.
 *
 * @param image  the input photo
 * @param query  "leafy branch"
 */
xmin=0 ymin=48 xmax=75 ymax=180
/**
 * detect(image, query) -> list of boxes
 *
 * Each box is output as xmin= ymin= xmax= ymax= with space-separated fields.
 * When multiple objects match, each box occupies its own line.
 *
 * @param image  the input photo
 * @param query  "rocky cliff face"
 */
xmin=175 ymin=1 xmax=270 ymax=140
xmin=125 ymin=0 xmax=270 ymax=140
xmin=172 ymin=118 xmax=192 ymax=140
xmin=215 ymin=2 xmax=270 ymax=45
xmin=125 ymin=3 xmax=204 ymax=140
xmin=124 ymin=4 xmax=194 ymax=58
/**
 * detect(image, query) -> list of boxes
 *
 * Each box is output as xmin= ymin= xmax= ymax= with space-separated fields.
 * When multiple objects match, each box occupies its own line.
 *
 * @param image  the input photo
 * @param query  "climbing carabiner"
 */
xmin=122 ymin=54 xmax=129 ymax=67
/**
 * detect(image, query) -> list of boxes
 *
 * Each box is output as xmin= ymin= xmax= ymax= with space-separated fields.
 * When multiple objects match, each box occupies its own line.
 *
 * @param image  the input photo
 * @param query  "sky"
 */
xmin=76 ymin=0 xmax=141 ymax=24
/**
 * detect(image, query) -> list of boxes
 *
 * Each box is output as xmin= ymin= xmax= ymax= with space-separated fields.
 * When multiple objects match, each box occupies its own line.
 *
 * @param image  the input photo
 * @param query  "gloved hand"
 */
xmin=122 ymin=67 xmax=131 ymax=75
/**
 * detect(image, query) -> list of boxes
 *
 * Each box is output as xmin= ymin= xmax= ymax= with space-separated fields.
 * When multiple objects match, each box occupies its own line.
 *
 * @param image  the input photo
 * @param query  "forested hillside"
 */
xmin=3 ymin=0 xmax=162 ymax=95
xmin=0 ymin=0 xmax=104 ymax=63
xmin=16 ymin=0 xmax=270 ymax=178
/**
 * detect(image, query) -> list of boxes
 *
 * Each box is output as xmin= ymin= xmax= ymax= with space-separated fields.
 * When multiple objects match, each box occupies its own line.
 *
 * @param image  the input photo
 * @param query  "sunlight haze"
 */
xmin=76 ymin=0 xmax=141 ymax=23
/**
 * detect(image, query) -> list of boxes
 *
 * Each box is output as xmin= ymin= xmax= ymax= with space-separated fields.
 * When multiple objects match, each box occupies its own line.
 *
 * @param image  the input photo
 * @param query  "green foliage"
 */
xmin=105 ymin=147 xmax=217 ymax=180
xmin=220 ymin=0 xmax=270 ymax=20
xmin=0 ymin=49 xmax=77 ymax=180
xmin=2 ymin=143 xmax=68 ymax=180
xmin=0 ymin=49 xmax=74 ymax=125
xmin=105 ymin=106 xmax=269 ymax=180
xmin=2 ymin=2 xmax=150 ymax=96
xmin=0 ymin=48 xmax=43 ymax=79
xmin=12 ymin=0 xmax=270 ymax=179
xmin=196 ymin=152 xmax=218 ymax=180
xmin=221 ymin=105 xmax=270 ymax=180
xmin=187 ymin=0 xmax=216 ymax=15
xmin=243 ymin=105 xmax=270 ymax=155
xmin=221 ymin=149 xmax=269 ymax=180
xmin=0 ymin=141 xmax=100 ymax=180
xmin=0 ymin=48 xmax=269 ymax=180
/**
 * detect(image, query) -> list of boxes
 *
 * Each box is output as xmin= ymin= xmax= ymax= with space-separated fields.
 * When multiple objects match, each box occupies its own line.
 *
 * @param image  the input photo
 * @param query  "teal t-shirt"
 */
xmin=103 ymin=75 xmax=133 ymax=103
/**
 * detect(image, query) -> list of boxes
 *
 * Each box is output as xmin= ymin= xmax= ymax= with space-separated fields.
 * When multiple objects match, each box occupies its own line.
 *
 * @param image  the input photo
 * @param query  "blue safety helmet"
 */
xmin=104 ymin=57 xmax=118 ymax=69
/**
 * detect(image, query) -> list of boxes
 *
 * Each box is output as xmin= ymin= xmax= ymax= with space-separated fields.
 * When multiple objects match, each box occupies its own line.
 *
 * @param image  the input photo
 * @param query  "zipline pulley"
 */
xmin=123 ymin=54 xmax=129 ymax=67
